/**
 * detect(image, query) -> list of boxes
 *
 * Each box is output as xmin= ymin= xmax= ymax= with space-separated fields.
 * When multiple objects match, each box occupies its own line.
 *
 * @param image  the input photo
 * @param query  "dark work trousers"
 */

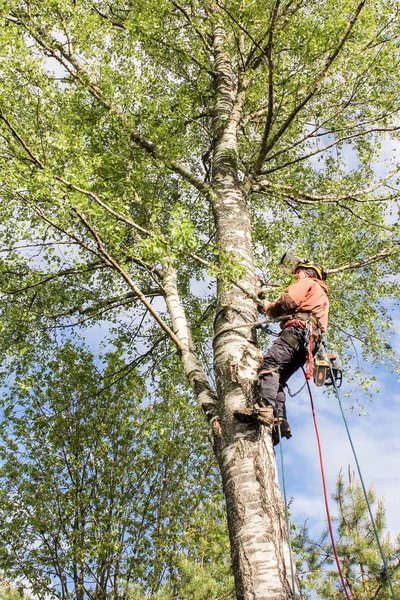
xmin=259 ymin=326 xmax=315 ymax=419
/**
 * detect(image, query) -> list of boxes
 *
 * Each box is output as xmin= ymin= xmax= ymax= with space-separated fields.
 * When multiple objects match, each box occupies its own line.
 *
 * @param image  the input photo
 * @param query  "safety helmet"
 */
xmin=295 ymin=262 xmax=327 ymax=281
xmin=280 ymin=251 xmax=327 ymax=281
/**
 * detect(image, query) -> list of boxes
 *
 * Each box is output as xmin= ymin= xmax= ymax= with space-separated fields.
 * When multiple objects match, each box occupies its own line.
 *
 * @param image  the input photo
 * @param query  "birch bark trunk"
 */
xmin=209 ymin=17 xmax=301 ymax=600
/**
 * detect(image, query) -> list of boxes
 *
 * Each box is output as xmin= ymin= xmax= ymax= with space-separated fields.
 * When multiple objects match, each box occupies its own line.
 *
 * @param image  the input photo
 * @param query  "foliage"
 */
xmin=0 ymin=0 xmax=398 ymax=373
xmin=0 ymin=577 xmax=31 ymax=600
xmin=0 ymin=341 xmax=230 ymax=599
xmin=294 ymin=472 xmax=400 ymax=599
xmin=0 ymin=0 xmax=400 ymax=596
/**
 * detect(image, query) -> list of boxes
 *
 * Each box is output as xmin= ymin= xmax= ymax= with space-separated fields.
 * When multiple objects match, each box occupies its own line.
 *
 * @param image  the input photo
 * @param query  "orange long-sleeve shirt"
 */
xmin=265 ymin=278 xmax=329 ymax=331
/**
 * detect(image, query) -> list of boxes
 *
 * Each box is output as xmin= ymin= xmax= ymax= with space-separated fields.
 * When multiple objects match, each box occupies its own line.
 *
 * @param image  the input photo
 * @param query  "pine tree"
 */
xmin=294 ymin=472 xmax=400 ymax=600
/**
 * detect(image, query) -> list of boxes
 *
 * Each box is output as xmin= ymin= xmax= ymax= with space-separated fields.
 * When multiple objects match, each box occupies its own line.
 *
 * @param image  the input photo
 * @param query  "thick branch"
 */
xmin=327 ymin=244 xmax=400 ymax=273
xmin=162 ymin=262 xmax=220 ymax=428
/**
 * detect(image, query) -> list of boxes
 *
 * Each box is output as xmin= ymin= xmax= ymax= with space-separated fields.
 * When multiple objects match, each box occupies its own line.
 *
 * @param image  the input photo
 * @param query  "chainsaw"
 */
xmin=313 ymin=347 xmax=343 ymax=388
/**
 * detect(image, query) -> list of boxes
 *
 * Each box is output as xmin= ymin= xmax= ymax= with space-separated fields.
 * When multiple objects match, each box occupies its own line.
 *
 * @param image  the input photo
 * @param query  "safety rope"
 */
xmin=285 ymin=380 xmax=307 ymax=398
xmin=302 ymin=369 xmax=352 ymax=600
xmin=214 ymin=310 xmax=396 ymax=598
xmin=322 ymin=341 xmax=397 ymax=600
xmin=275 ymin=413 xmax=297 ymax=599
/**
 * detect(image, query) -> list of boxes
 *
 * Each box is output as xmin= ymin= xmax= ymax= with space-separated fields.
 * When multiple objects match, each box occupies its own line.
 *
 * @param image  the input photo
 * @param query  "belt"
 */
xmin=279 ymin=311 xmax=321 ymax=329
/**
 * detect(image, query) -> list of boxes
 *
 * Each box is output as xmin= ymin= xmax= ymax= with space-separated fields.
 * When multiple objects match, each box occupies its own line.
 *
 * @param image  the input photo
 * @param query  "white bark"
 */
xmin=163 ymin=262 xmax=220 ymax=425
xmin=210 ymin=14 xmax=301 ymax=600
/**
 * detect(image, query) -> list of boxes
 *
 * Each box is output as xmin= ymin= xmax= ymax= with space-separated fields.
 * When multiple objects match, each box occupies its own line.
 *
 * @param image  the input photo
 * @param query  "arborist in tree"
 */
xmin=235 ymin=253 xmax=329 ymax=445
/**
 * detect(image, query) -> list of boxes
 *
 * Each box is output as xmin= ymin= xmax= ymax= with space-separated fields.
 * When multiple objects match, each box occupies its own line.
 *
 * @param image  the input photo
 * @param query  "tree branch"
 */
xmin=245 ymin=0 xmax=367 ymax=189
xmin=47 ymin=289 xmax=163 ymax=320
xmin=254 ymin=0 xmax=280 ymax=154
xmin=74 ymin=210 xmax=185 ymax=350
xmin=169 ymin=0 xmax=213 ymax=52
xmin=263 ymin=106 xmax=400 ymax=166
xmin=11 ymin=17 xmax=211 ymax=197
xmin=253 ymin=168 xmax=400 ymax=203
xmin=91 ymin=5 xmax=126 ymax=29
xmin=327 ymin=244 xmax=400 ymax=273
xmin=0 ymin=107 xmax=44 ymax=168
xmin=262 ymin=125 xmax=400 ymax=176
xmin=162 ymin=262 xmax=220 ymax=429
xmin=1 ymin=110 xmax=271 ymax=311
xmin=1 ymin=263 xmax=107 ymax=296
xmin=0 ymin=108 xmax=164 ymax=239
xmin=214 ymin=0 xmax=269 ymax=69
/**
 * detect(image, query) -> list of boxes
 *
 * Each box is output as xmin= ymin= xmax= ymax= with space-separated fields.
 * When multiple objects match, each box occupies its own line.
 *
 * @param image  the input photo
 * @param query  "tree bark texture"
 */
xmin=210 ymin=16 xmax=300 ymax=600
xmin=163 ymin=262 xmax=219 ymax=423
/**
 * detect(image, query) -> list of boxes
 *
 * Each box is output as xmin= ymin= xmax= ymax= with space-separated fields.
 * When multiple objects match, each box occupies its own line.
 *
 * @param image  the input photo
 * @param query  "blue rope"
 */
xmin=276 ymin=414 xmax=297 ymax=599
xmin=322 ymin=340 xmax=397 ymax=600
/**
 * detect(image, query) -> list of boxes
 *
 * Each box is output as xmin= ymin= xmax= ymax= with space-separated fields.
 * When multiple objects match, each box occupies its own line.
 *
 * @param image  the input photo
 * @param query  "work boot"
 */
xmin=272 ymin=418 xmax=292 ymax=446
xmin=234 ymin=403 xmax=274 ymax=426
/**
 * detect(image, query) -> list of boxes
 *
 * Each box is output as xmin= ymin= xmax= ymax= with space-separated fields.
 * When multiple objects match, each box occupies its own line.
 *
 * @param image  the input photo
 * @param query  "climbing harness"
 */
xmin=322 ymin=341 xmax=397 ymax=600
xmin=275 ymin=411 xmax=297 ymax=600
xmin=279 ymin=311 xmax=321 ymax=331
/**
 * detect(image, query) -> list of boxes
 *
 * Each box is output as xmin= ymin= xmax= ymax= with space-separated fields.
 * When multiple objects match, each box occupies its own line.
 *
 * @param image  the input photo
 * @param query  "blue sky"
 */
xmin=278 ymin=127 xmax=400 ymax=542
xmin=277 ymin=341 xmax=400 ymax=540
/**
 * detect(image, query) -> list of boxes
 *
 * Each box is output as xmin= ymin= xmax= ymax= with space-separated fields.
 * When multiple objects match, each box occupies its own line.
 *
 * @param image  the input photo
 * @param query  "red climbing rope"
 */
xmin=302 ymin=369 xmax=352 ymax=600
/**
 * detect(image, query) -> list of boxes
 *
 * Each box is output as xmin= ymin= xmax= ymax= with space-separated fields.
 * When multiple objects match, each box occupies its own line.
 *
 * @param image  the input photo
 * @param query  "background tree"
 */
xmin=0 ymin=576 xmax=31 ymax=600
xmin=0 ymin=0 xmax=399 ymax=597
xmin=0 ymin=341 xmax=232 ymax=599
xmin=294 ymin=472 xmax=400 ymax=600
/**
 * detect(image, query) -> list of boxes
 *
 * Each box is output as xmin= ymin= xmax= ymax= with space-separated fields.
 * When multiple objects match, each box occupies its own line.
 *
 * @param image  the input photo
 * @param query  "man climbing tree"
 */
xmin=1 ymin=0 xmax=399 ymax=598
xmin=235 ymin=255 xmax=329 ymax=444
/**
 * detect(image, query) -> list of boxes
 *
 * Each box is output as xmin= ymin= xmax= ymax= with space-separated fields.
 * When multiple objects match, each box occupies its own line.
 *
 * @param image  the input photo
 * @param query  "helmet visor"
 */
xmin=279 ymin=251 xmax=304 ymax=273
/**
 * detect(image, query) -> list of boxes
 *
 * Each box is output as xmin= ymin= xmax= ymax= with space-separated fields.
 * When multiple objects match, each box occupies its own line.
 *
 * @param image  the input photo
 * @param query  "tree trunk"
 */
xmin=212 ymin=198 xmax=298 ymax=599
xmin=210 ymin=17 xmax=300 ymax=600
